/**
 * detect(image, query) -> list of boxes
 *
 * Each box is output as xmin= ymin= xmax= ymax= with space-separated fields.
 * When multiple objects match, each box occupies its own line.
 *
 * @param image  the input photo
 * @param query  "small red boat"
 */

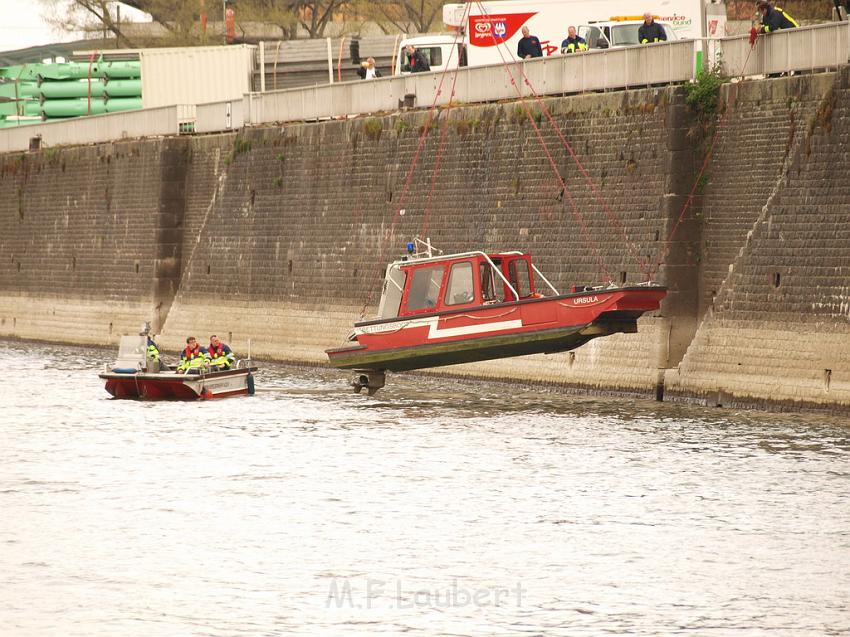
xmin=99 ymin=331 xmax=257 ymax=400
xmin=326 ymin=240 xmax=666 ymax=394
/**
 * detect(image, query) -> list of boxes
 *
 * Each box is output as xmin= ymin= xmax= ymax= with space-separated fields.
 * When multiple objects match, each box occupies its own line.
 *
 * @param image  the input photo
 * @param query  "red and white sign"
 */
xmin=468 ymin=12 xmax=537 ymax=47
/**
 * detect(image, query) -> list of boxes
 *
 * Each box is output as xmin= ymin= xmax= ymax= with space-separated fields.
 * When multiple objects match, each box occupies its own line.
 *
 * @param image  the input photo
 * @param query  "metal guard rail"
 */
xmin=717 ymin=20 xmax=849 ymax=78
xmin=245 ymin=39 xmax=694 ymax=124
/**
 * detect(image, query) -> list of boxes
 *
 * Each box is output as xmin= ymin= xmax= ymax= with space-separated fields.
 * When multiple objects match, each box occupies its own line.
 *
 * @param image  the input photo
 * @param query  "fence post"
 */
xmin=785 ymin=31 xmax=791 ymax=76
xmin=259 ymin=41 xmax=266 ymax=92
xmin=326 ymin=38 xmax=333 ymax=84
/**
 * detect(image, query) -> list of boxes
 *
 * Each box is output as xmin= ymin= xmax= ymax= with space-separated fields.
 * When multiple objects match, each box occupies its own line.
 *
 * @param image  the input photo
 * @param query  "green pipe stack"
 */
xmin=0 ymin=57 xmax=142 ymax=128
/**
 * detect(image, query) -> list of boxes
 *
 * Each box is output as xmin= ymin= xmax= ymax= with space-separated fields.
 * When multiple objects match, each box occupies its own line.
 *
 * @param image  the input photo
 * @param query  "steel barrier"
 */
xmin=246 ymin=39 xmax=696 ymax=125
xmin=0 ymin=105 xmax=179 ymax=153
xmin=718 ymin=20 xmax=849 ymax=78
xmin=194 ymin=100 xmax=245 ymax=133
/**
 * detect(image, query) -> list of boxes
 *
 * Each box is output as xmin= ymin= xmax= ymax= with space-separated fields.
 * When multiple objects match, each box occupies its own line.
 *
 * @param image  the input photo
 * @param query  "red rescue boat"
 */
xmin=326 ymin=240 xmax=666 ymax=394
xmin=99 ymin=330 xmax=257 ymax=400
xmin=100 ymin=366 xmax=257 ymax=400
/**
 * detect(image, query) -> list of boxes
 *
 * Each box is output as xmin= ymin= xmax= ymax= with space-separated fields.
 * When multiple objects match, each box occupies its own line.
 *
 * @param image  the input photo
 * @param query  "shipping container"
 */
xmin=137 ymin=44 xmax=255 ymax=108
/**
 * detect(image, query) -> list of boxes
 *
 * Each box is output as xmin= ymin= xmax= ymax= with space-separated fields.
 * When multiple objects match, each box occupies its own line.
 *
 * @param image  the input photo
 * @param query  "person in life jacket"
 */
xmin=208 ymin=335 xmax=235 ymax=370
xmin=757 ymin=1 xmax=799 ymax=33
xmin=560 ymin=27 xmax=588 ymax=54
xmin=146 ymin=336 xmax=161 ymax=361
xmin=145 ymin=335 xmax=164 ymax=371
xmin=639 ymin=12 xmax=668 ymax=44
xmin=177 ymin=336 xmax=210 ymax=374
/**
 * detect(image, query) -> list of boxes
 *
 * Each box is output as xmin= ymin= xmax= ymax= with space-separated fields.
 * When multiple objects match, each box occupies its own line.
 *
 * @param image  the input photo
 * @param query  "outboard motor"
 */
xmin=352 ymin=370 xmax=386 ymax=396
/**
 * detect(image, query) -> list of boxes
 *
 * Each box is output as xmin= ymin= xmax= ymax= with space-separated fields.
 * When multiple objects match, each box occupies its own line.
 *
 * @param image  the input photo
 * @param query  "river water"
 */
xmin=2 ymin=339 xmax=849 ymax=636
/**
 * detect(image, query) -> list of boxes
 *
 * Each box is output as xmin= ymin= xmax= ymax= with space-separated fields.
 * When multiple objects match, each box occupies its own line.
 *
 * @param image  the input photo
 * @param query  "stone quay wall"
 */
xmin=1 ymin=70 xmax=848 ymax=411
xmin=665 ymin=71 xmax=850 ymax=410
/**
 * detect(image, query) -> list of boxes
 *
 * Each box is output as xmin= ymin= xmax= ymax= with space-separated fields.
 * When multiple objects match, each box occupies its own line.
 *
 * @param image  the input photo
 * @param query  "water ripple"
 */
xmin=1 ymin=339 xmax=848 ymax=636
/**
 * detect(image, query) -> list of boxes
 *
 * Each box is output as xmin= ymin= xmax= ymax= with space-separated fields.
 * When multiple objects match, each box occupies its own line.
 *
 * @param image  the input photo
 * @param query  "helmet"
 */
xmin=756 ymin=0 xmax=770 ymax=8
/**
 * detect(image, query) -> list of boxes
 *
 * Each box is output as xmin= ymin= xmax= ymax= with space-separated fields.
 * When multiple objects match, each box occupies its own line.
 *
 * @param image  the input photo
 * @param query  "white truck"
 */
xmin=395 ymin=0 xmax=727 ymax=74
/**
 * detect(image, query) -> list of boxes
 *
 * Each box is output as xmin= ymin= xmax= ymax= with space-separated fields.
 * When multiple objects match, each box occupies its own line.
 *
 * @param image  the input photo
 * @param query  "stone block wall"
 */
xmin=697 ymin=74 xmax=836 ymax=316
xmin=665 ymin=70 xmax=850 ymax=410
xmin=0 ymin=141 xmax=166 ymax=343
xmin=2 ymin=69 xmax=848 ymax=410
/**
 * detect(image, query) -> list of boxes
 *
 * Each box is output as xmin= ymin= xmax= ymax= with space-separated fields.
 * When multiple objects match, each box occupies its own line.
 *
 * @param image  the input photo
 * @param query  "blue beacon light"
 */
xmin=406 ymin=242 xmax=415 ymax=254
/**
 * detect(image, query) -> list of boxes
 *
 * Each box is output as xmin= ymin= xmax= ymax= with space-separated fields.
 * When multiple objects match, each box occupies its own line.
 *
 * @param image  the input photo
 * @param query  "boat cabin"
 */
xmin=377 ymin=250 xmax=558 ymax=320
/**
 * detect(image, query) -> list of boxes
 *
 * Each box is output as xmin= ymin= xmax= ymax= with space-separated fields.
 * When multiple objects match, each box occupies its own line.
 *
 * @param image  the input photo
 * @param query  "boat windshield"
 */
xmin=117 ymin=335 xmax=146 ymax=359
xmin=112 ymin=334 xmax=147 ymax=370
xmin=378 ymin=264 xmax=406 ymax=319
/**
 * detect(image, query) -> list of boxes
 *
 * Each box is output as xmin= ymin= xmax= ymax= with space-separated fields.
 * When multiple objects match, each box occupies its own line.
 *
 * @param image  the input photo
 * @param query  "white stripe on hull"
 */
xmin=428 ymin=318 xmax=523 ymax=339
xmin=358 ymin=315 xmax=525 ymax=340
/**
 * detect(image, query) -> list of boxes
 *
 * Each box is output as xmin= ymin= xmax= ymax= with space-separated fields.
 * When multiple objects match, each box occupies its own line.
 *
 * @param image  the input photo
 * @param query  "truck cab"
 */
xmin=395 ymin=35 xmax=468 ymax=75
xmin=578 ymin=18 xmax=679 ymax=50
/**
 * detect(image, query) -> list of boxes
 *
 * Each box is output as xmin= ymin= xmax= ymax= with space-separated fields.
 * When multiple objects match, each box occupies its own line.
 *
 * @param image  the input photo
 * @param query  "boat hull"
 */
xmin=99 ymin=367 xmax=257 ymax=400
xmin=326 ymin=286 xmax=666 ymax=372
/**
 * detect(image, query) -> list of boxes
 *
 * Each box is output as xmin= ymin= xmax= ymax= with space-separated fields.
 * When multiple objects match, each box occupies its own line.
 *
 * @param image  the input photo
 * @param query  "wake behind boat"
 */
xmin=99 ymin=329 xmax=257 ymax=400
xmin=326 ymin=240 xmax=666 ymax=394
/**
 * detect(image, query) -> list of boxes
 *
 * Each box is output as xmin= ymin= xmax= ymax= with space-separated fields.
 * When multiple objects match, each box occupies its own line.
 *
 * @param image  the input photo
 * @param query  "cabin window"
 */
xmin=611 ymin=24 xmax=641 ymax=46
xmin=480 ymin=263 xmax=504 ymax=303
xmin=378 ymin=265 xmax=406 ymax=319
xmin=422 ymin=47 xmax=443 ymax=67
xmin=508 ymin=260 xmax=532 ymax=298
xmin=580 ymin=26 xmax=605 ymax=49
xmin=406 ymin=265 xmax=445 ymax=311
xmin=445 ymin=261 xmax=475 ymax=305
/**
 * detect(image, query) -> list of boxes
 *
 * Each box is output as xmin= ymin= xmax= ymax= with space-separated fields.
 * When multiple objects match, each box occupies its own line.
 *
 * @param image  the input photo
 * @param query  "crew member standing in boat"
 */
xmin=177 ymin=336 xmax=210 ymax=374
xmin=208 ymin=335 xmax=235 ymax=370
xmin=146 ymin=336 xmax=161 ymax=361
xmin=146 ymin=334 xmax=163 ymax=371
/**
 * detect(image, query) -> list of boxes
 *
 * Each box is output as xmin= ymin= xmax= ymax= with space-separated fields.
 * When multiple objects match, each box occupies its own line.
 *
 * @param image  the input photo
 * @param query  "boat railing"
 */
xmin=391 ymin=248 xmax=520 ymax=303
xmin=479 ymin=252 xmax=519 ymax=301
xmin=530 ymin=264 xmax=559 ymax=296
